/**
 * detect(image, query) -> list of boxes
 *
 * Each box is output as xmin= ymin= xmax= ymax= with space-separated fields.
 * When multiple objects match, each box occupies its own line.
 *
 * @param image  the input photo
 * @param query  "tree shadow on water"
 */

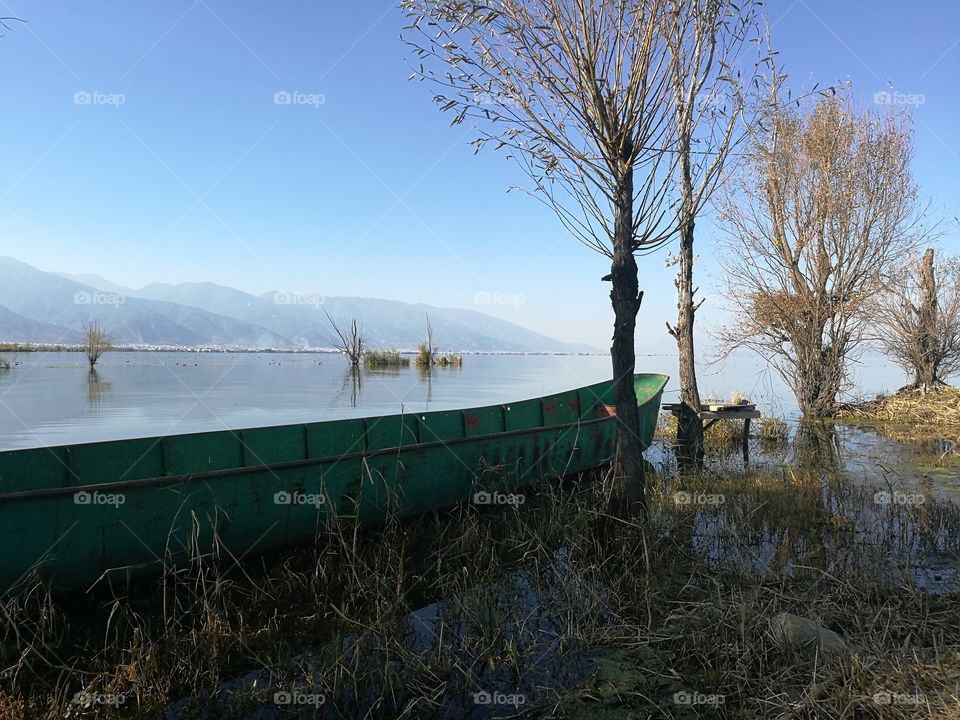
xmin=792 ymin=420 xmax=841 ymax=471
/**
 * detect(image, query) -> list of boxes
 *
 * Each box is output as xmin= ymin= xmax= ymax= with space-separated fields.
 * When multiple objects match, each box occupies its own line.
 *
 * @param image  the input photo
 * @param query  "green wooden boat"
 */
xmin=0 ymin=374 xmax=668 ymax=593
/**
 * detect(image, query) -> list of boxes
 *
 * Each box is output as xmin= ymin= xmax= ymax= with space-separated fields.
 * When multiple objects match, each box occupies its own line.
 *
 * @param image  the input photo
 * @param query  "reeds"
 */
xmin=757 ymin=415 xmax=789 ymax=443
xmin=362 ymin=349 xmax=410 ymax=367
xmin=847 ymin=387 xmax=960 ymax=428
xmin=413 ymin=316 xmax=462 ymax=368
xmin=434 ymin=353 xmax=462 ymax=367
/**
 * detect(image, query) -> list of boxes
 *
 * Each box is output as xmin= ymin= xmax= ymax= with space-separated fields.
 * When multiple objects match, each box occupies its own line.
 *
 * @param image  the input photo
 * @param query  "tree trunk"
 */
xmin=917 ymin=248 xmax=938 ymax=393
xmin=674 ymin=214 xmax=704 ymax=465
xmin=668 ymin=123 xmax=704 ymax=466
xmin=609 ymin=154 xmax=645 ymax=515
xmin=794 ymin=341 xmax=842 ymax=417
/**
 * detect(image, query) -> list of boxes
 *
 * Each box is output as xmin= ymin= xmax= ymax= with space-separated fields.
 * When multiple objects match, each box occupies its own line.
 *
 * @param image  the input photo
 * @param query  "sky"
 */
xmin=0 ymin=0 xmax=957 ymax=352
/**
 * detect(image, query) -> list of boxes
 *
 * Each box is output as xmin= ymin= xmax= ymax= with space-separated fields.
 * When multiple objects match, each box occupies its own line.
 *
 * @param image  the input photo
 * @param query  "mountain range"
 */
xmin=0 ymin=257 xmax=597 ymax=353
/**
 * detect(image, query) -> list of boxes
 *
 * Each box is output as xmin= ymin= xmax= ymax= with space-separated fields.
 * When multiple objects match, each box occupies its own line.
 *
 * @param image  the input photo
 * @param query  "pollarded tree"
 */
xmin=716 ymin=92 xmax=929 ymax=416
xmin=870 ymin=248 xmax=960 ymax=393
xmin=402 ymin=0 xmax=687 ymax=510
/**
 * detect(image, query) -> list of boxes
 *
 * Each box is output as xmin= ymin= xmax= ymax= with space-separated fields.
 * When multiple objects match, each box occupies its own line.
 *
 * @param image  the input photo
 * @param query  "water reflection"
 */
xmin=416 ymin=364 xmax=433 ymax=404
xmin=335 ymin=368 xmax=362 ymax=408
xmin=86 ymin=369 xmax=112 ymax=412
xmin=792 ymin=421 xmax=841 ymax=469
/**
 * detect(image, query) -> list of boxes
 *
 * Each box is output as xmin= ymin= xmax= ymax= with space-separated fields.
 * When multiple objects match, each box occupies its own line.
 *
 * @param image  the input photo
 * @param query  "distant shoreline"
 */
xmin=0 ymin=343 xmax=610 ymax=357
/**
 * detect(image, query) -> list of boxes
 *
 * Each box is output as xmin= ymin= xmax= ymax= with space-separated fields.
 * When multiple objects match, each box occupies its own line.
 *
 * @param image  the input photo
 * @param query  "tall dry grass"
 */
xmin=1 ymin=456 xmax=958 ymax=718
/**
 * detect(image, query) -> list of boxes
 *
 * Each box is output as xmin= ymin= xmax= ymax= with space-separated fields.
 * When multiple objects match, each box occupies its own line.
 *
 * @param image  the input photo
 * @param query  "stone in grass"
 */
xmin=769 ymin=612 xmax=849 ymax=657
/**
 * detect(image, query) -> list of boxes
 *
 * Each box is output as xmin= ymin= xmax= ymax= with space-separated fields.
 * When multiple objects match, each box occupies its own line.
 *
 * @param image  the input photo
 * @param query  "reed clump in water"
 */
xmin=844 ymin=388 xmax=960 ymax=449
xmin=434 ymin=353 xmax=462 ymax=367
xmin=2 ymin=454 xmax=959 ymax=718
xmin=757 ymin=414 xmax=789 ymax=443
xmin=362 ymin=349 xmax=410 ymax=367
xmin=847 ymin=387 xmax=960 ymax=427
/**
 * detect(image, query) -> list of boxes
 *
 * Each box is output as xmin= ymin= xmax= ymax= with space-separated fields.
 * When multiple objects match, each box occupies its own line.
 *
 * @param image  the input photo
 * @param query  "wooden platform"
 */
xmin=662 ymin=402 xmax=761 ymax=461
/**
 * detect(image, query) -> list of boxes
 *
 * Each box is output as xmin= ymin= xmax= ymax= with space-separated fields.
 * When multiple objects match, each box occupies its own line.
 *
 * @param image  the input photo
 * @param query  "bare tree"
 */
xmin=660 ymin=0 xmax=761 ymax=461
xmin=324 ymin=309 xmax=364 ymax=366
xmin=715 ymin=91 xmax=928 ymax=416
xmin=83 ymin=318 xmax=113 ymax=369
xmin=402 ymin=0 xmax=685 ymax=509
xmin=869 ymin=248 xmax=960 ymax=393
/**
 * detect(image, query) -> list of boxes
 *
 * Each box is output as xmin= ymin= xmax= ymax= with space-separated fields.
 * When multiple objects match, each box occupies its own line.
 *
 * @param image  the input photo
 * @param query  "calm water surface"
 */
xmin=0 ymin=352 xmax=630 ymax=451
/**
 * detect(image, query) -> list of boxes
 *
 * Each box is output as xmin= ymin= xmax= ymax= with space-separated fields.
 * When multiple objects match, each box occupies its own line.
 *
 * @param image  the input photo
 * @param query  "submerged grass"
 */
xmin=2 ymin=452 xmax=960 ymax=718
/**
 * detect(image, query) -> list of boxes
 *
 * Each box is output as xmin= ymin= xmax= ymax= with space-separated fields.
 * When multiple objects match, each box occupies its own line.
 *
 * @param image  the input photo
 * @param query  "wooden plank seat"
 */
xmin=661 ymin=402 xmax=761 ymax=461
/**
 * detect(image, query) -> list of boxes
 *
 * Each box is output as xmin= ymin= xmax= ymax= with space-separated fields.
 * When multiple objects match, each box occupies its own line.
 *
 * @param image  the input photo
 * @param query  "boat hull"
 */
xmin=0 ymin=374 xmax=668 ymax=593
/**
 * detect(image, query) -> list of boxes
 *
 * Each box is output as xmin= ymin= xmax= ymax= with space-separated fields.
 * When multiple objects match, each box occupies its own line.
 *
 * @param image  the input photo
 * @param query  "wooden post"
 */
xmin=742 ymin=417 xmax=751 ymax=463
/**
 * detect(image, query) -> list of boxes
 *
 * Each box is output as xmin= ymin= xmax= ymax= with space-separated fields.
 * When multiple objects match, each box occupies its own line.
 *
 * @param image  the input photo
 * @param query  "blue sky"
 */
xmin=0 ymin=0 xmax=957 ymax=351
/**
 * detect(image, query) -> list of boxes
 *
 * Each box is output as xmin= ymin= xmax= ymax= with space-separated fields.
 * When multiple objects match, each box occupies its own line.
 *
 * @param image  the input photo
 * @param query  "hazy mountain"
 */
xmin=0 ymin=257 xmax=598 ymax=352
xmin=0 ymin=258 xmax=287 ymax=347
xmin=53 ymin=272 xmax=132 ymax=295
xmin=135 ymin=281 xmax=337 ymax=347
xmin=136 ymin=282 xmax=581 ymax=352
xmin=0 ymin=304 xmax=82 ymax=344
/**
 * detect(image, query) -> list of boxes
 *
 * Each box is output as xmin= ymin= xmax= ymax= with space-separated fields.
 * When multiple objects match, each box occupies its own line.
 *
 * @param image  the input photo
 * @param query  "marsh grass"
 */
xmin=757 ymin=415 xmax=789 ymax=444
xmin=2 ymin=455 xmax=960 ymax=718
xmin=434 ymin=353 xmax=463 ymax=367
xmin=363 ymin=349 xmax=410 ymax=368
xmin=845 ymin=388 xmax=960 ymax=444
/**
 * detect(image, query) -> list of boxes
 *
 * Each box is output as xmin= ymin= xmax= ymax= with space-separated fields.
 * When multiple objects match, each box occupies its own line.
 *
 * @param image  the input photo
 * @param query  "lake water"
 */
xmin=0 ymin=349 xmax=911 ymax=451
xmin=0 ymin=351 xmax=617 ymax=451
